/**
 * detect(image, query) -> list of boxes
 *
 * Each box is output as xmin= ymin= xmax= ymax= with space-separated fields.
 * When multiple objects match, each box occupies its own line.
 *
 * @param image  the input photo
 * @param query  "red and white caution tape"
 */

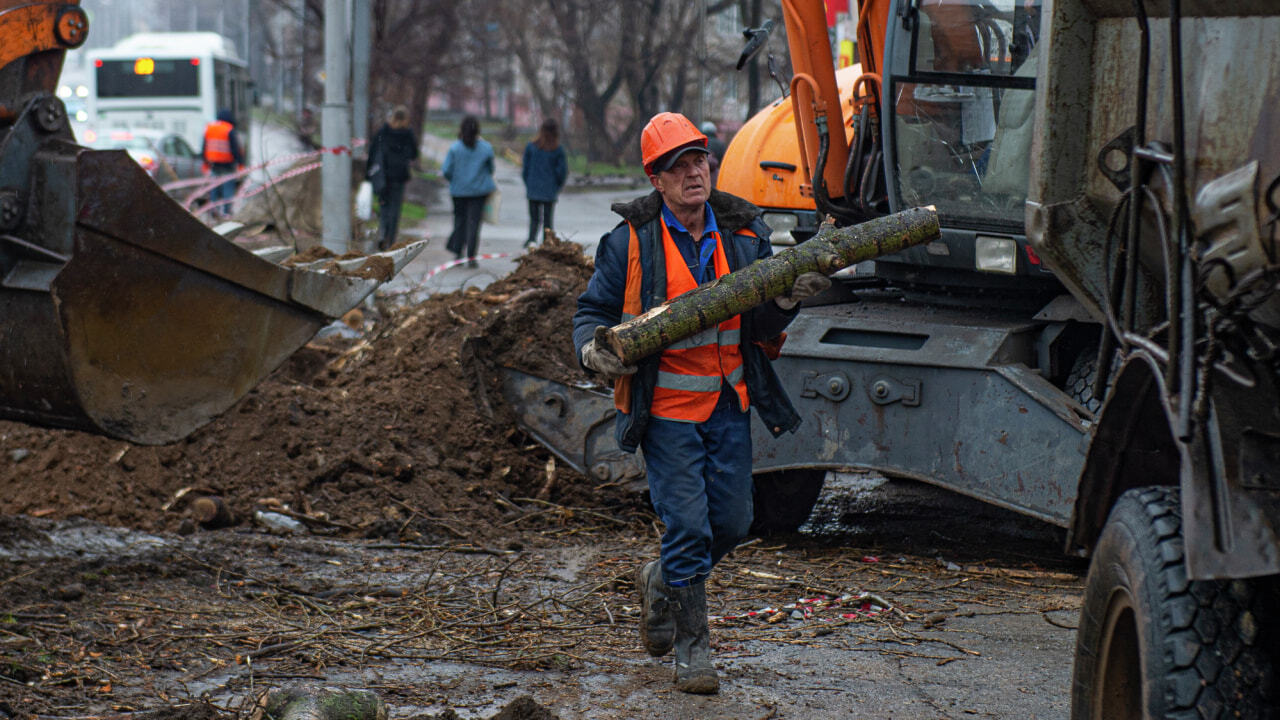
xmin=163 ymin=138 xmax=367 ymax=218
xmin=710 ymin=591 xmax=890 ymax=624
xmin=420 ymin=253 xmax=515 ymax=279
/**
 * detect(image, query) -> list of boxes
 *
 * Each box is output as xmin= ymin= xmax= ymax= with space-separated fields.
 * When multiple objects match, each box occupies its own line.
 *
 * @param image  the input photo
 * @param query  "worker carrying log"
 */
xmin=572 ymin=111 xmax=830 ymax=695
xmin=574 ymin=112 xmax=939 ymax=695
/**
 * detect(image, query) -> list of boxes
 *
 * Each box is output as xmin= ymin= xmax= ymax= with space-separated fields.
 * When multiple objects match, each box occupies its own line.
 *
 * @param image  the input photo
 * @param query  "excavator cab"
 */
xmin=0 ymin=0 xmax=422 ymax=444
xmin=886 ymin=0 xmax=1041 ymax=228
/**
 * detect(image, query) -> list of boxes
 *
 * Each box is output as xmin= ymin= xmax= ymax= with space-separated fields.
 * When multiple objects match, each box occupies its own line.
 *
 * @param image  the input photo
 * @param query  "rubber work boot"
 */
xmin=670 ymin=581 xmax=719 ymax=694
xmin=635 ymin=560 xmax=674 ymax=656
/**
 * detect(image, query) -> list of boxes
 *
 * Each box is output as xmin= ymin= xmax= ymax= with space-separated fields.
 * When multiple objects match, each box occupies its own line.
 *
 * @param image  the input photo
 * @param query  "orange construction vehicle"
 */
xmin=0 ymin=0 xmax=421 ymax=444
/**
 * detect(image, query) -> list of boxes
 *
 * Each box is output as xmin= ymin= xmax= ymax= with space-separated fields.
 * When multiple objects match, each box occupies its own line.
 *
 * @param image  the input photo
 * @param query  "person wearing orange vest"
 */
xmin=573 ymin=112 xmax=830 ymax=694
xmin=201 ymin=109 xmax=245 ymax=219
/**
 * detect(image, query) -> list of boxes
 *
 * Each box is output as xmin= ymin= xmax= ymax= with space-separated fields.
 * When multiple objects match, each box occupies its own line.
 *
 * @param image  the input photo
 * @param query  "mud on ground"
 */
xmin=0 ymin=239 xmax=1084 ymax=719
xmin=0 ymin=236 xmax=601 ymax=542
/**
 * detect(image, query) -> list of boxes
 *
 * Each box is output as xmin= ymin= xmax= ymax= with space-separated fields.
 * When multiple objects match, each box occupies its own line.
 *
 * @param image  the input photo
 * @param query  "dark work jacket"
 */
xmin=572 ymin=189 xmax=802 ymax=453
xmin=368 ymin=125 xmax=420 ymax=183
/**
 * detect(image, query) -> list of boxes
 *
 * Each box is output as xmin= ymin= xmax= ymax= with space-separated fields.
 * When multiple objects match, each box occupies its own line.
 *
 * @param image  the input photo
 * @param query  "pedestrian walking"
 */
xmin=442 ymin=116 xmax=496 ymax=267
xmin=572 ymin=111 xmax=830 ymax=695
xmin=521 ymin=118 xmax=568 ymax=248
xmin=366 ymin=105 xmax=420 ymax=251
xmin=201 ymin=108 xmax=245 ymax=219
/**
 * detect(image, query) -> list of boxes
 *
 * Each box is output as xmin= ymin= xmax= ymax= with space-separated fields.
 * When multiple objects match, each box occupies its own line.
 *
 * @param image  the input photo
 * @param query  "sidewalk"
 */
xmin=378 ymin=133 xmax=642 ymax=301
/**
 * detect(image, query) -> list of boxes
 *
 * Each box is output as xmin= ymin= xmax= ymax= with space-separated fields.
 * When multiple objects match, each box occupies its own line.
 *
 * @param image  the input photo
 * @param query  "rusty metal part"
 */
xmin=0 ymin=2 xmax=87 ymax=122
xmin=498 ymin=368 xmax=646 ymax=491
xmin=1028 ymin=0 xmax=1280 ymax=578
xmin=0 ymin=2 xmax=87 ymax=71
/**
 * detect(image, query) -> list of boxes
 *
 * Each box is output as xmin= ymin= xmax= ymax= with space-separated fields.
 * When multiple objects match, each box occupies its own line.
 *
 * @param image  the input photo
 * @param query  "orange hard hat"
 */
xmin=641 ymin=112 xmax=708 ymax=174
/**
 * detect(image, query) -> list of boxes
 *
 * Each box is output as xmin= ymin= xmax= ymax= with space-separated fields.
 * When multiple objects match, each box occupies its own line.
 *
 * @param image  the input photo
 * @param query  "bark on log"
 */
xmin=595 ymin=206 xmax=940 ymax=365
xmin=251 ymin=686 xmax=387 ymax=720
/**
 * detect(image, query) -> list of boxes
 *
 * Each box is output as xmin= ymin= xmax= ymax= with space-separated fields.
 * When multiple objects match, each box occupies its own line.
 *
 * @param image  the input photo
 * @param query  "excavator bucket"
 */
xmin=0 ymin=0 xmax=424 ymax=444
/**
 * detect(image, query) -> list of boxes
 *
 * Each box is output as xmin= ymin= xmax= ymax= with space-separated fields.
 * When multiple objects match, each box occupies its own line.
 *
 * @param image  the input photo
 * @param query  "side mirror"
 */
xmin=736 ymin=18 xmax=776 ymax=70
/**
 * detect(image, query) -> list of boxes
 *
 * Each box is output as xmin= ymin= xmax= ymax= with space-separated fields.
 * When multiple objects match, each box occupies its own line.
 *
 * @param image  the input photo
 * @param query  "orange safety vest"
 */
xmin=203 ymin=120 xmax=235 ymax=163
xmin=613 ymin=218 xmax=749 ymax=421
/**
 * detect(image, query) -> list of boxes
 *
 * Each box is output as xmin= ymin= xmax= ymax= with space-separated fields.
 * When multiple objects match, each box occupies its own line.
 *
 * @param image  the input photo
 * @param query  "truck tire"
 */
xmin=750 ymin=469 xmax=825 ymax=535
xmin=1072 ymin=486 xmax=1279 ymax=720
xmin=1065 ymin=345 xmax=1103 ymax=413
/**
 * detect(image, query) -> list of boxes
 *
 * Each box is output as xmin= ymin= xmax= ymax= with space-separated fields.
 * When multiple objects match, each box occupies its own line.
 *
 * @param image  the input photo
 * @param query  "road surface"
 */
xmin=381 ymin=134 xmax=644 ymax=300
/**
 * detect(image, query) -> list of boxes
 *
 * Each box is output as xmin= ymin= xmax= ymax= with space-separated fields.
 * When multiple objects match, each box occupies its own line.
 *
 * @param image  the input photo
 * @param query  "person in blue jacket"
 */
xmin=442 ymin=116 xmax=496 ymax=267
xmin=521 ymin=118 xmax=568 ymax=248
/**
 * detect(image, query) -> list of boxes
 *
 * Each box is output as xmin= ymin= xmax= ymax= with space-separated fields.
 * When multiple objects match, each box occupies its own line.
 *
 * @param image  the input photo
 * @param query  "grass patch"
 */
xmin=400 ymin=202 xmax=427 ymax=223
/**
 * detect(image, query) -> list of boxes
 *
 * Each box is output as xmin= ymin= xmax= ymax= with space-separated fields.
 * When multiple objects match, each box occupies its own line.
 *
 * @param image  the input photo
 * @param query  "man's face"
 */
xmin=650 ymin=151 xmax=711 ymax=213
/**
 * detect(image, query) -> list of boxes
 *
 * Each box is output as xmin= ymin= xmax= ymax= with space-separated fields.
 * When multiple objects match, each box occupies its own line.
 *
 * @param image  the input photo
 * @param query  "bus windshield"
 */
xmin=96 ymin=59 xmax=199 ymax=98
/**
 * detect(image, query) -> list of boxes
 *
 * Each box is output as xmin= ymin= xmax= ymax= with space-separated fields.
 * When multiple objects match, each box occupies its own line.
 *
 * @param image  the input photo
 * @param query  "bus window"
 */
xmin=96 ymin=59 xmax=199 ymax=98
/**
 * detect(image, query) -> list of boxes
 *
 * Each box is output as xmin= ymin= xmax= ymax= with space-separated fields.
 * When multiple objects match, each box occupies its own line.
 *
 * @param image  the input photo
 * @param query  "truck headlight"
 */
xmin=974 ymin=236 xmax=1017 ymax=274
xmin=762 ymin=212 xmax=799 ymax=245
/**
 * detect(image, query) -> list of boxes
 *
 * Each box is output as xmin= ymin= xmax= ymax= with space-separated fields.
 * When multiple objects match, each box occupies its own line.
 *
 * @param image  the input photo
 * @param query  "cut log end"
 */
xmin=252 ymin=686 xmax=388 ymax=720
xmin=192 ymin=495 xmax=233 ymax=527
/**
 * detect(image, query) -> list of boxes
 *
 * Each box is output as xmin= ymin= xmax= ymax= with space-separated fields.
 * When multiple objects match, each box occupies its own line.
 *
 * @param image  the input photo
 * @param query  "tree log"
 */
xmin=595 ymin=206 xmax=940 ymax=365
xmin=251 ymin=686 xmax=387 ymax=720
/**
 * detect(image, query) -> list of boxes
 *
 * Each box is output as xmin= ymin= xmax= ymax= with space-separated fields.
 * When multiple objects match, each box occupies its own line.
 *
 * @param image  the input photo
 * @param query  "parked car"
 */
xmin=86 ymin=129 xmax=204 ymax=198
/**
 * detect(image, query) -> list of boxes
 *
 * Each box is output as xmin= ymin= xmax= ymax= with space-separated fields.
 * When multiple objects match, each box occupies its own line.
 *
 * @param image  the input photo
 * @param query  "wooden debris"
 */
xmin=192 ymin=495 xmax=234 ymax=528
xmin=596 ymin=206 xmax=940 ymax=365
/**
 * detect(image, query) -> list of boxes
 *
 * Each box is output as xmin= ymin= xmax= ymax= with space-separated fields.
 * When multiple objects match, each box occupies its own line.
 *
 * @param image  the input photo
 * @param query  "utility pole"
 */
xmin=351 ymin=0 xmax=371 ymax=150
xmin=697 ymin=0 xmax=707 ymax=124
xmin=322 ymin=0 xmax=352 ymax=253
xmin=295 ymin=0 xmax=306 ymax=117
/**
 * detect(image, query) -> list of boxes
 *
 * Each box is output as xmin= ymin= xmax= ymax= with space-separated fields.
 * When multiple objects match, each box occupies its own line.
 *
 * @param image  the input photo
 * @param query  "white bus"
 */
xmin=86 ymin=32 xmax=251 ymax=155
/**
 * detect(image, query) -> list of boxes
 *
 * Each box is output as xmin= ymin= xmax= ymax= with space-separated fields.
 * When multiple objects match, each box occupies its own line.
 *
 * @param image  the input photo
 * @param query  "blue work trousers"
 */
xmin=641 ymin=388 xmax=754 ymax=586
xmin=208 ymin=165 xmax=237 ymax=216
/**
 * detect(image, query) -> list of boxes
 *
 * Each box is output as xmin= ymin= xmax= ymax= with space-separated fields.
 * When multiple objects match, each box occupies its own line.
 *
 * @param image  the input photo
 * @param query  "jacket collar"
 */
xmin=612 ymin=189 xmax=761 ymax=236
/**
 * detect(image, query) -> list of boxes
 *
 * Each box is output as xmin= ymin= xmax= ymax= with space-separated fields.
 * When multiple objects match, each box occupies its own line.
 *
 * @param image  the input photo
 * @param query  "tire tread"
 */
xmin=1072 ymin=486 xmax=1279 ymax=720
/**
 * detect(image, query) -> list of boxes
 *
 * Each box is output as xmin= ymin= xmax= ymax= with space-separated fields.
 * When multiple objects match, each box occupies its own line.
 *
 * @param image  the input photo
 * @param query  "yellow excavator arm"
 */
xmin=0 ymin=0 xmax=421 ymax=444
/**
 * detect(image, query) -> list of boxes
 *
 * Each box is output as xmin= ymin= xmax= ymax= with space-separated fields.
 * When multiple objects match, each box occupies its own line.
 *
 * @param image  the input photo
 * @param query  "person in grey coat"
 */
xmin=521 ymin=119 xmax=568 ymax=248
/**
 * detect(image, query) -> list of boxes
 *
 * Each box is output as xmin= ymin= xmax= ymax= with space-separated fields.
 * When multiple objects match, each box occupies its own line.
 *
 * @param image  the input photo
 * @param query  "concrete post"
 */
xmin=295 ymin=0 xmax=306 ymax=116
xmin=352 ymin=0 xmax=371 ymax=151
xmin=322 ymin=0 xmax=352 ymax=253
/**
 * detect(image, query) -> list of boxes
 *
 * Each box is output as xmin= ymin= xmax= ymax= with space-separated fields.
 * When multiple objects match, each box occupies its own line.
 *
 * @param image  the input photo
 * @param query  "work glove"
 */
xmin=775 ymin=271 xmax=832 ymax=310
xmin=581 ymin=339 xmax=637 ymax=382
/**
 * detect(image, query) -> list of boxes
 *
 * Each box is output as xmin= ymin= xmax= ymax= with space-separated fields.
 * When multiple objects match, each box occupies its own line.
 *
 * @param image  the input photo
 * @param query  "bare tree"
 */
xmin=366 ymin=0 xmax=461 ymax=134
xmin=259 ymin=0 xmax=459 ymax=136
xmin=500 ymin=0 xmax=704 ymax=164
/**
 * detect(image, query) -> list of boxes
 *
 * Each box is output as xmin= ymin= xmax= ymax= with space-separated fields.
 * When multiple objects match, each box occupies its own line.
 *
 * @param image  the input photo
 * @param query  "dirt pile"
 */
xmin=0 ymin=237 xmax=623 ymax=542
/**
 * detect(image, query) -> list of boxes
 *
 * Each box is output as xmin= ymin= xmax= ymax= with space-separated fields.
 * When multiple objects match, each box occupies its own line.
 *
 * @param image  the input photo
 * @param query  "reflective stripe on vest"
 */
xmin=204 ymin=121 xmax=234 ymax=163
xmin=612 ymin=223 xmax=646 ymax=413
xmin=649 ymin=217 xmax=748 ymax=422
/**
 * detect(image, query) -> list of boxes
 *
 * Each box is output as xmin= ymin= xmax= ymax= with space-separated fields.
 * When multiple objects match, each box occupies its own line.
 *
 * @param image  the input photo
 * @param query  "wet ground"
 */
xmin=1 ymin=482 xmax=1083 ymax=719
xmin=0 ymin=126 xmax=1086 ymax=719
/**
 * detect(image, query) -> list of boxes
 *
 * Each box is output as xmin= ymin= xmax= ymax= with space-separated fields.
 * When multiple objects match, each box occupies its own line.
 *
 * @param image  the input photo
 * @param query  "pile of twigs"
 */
xmin=1 ymin=510 xmax=1079 ymax=715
